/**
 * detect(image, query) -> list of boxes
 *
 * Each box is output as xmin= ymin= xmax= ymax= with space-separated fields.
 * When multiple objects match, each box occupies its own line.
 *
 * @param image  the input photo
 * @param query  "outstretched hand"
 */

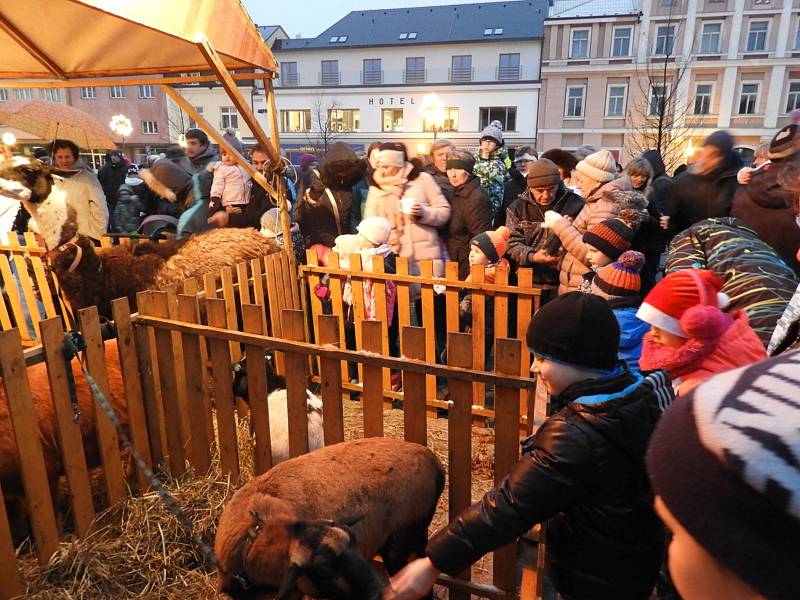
xmin=542 ymin=210 xmax=563 ymax=229
xmin=207 ymin=211 xmax=230 ymax=227
xmin=383 ymin=558 xmax=440 ymax=600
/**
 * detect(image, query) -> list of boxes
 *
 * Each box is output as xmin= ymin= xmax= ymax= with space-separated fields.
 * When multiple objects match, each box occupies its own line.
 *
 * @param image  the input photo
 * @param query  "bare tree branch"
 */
xmin=305 ymin=90 xmax=341 ymax=154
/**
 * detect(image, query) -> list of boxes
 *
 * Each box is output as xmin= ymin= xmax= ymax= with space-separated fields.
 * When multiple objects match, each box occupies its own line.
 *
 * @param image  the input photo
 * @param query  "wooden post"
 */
xmin=326 ymin=253 xmax=348 ymax=384
xmin=133 ymin=291 xmax=166 ymax=467
xmin=446 ymin=332 xmax=473 ymax=599
xmin=111 ymin=298 xmax=153 ymax=493
xmin=470 ymin=265 xmax=486 ymax=406
xmin=283 ymin=310 xmax=310 ymax=458
xmin=0 ymin=481 xmax=23 ymax=599
xmin=177 ymin=295 xmax=212 ymax=473
xmin=516 ymin=268 xmax=535 ymax=432
xmin=419 ymin=260 xmax=437 ymax=400
xmin=444 ymin=261 xmax=460 ymax=335
xmin=361 ymin=320 xmax=384 ymax=438
xmin=317 ymin=315 xmax=344 ymax=445
xmin=492 ymin=338 xmax=523 ymax=591
xmin=78 ymin=306 xmax=127 ymax=505
xmin=40 ymin=318 xmax=95 ymax=538
xmin=205 ymin=298 xmax=240 ymax=481
xmin=265 ymin=76 xmax=293 ymax=247
xmin=395 ymin=257 xmax=412 ymax=356
xmin=241 ymin=304 xmax=273 ymax=475
xmin=0 ymin=329 xmax=59 ymax=565
xmin=401 ymin=326 xmax=427 ymax=446
xmin=147 ymin=292 xmax=186 ymax=478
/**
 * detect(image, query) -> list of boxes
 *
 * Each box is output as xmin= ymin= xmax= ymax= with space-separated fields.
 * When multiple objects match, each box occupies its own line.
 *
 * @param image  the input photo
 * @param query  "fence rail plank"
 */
xmin=419 ymin=260 xmax=437 ymax=401
xmin=401 ymin=326 xmax=427 ymax=446
xmin=242 ymin=304 xmax=273 ymax=475
xmin=146 ymin=292 xmax=186 ymax=478
xmin=111 ymin=298 xmax=153 ymax=493
xmin=177 ymin=295 xmax=212 ymax=474
xmin=78 ymin=306 xmax=127 ymax=506
xmin=0 ymin=328 xmax=60 ymax=564
xmin=362 ymin=320 xmax=384 ymax=438
xmin=317 ymin=315 xmax=344 ymax=446
xmin=40 ymin=317 xmax=95 ymax=538
xmin=283 ymin=310 xmax=310 ymax=459
xmin=205 ymin=299 xmax=240 ymax=481
xmin=134 ymin=291 xmax=166 ymax=467
xmin=395 ymin=258 xmax=411 ymax=356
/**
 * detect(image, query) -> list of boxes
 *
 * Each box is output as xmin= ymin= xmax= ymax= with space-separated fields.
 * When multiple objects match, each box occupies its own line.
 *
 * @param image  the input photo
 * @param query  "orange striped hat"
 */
xmin=582 ymin=218 xmax=634 ymax=261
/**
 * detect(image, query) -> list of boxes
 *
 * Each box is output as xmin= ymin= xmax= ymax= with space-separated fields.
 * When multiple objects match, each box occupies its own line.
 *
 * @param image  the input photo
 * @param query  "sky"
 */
xmin=242 ymin=0 xmax=508 ymax=39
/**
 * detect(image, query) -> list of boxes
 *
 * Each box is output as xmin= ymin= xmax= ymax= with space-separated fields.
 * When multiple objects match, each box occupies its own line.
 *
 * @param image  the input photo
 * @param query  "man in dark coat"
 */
xmin=498 ymin=145 xmax=537 ymax=227
xmin=97 ymin=150 xmax=127 ymax=217
xmin=185 ymin=127 xmax=219 ymax=174
xmin=207 ymin=144 xmax=275 ymax=230
xmin=385 ymin=293 xmax=671 ymax=600
xmin=441 ymin=150 xmax=493 ymax=279
xmin=731 ymin=124 xmax=800 ymax=275
xmin=671 ymin=130 xmax=741 ymax=235
xmin=424 ymin=139 xmax=454 ymax=202
xmin=505 ymin=158 xmax=583 ymax=284
xmin=635 ymin=149 xmax=674 ymax=294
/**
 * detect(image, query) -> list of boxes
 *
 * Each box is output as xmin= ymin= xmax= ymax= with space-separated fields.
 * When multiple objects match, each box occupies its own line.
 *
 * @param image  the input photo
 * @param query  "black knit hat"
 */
xmin=702 ymin=130 xmax=734 ymax=155
xmin=768 ymin=124 xmax=800 ymax=160
xmin=525 ymin=292 xmax=620 ymax=370
xmin=647 ymin=350 xmax=800 ymax=600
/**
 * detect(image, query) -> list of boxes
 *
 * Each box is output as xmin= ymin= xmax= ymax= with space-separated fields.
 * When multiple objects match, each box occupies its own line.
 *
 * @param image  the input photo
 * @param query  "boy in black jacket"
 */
xmin=385 ymin=292 xmax=673 ymax=600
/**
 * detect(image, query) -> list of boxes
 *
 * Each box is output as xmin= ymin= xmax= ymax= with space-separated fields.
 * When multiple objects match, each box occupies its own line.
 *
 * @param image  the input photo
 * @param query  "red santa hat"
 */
xmin=637 ymin=269 xmax=730 ymax=338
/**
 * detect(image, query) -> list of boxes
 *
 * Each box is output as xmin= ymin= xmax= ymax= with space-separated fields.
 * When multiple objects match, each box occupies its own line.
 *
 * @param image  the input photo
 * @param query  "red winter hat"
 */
xmin=637 ymin=269 xmax=729 ymax=337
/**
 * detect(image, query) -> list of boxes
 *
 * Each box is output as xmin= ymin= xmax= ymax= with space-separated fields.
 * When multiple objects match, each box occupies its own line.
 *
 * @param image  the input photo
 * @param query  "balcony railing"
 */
xmin=319 ymin=71 xmax=341 ymax=86
xmin=496 ymin=65 xmax=521 ymax=81
xmin=280 ymin=73 xmax=299 ymax=87
xmin=449 ymin=67 xmax=474 ymax=82
xmin=361 ymin=70 xmax=384 ymax=85
xmin=403 ymin=68 xmax=427 ymax=83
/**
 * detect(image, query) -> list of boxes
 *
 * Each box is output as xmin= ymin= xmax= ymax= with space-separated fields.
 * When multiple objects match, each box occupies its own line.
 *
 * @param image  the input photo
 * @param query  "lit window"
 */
xmin=381 ymin=108 xmax=404 ymax=132
xmin=280 ymin=110 xmax=311 ymax=132
xmin=329 ymin=109 xmax=361 ymax=132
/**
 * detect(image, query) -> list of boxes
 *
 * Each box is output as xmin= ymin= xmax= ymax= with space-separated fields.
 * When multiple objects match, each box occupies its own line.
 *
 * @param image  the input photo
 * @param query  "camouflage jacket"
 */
xmin=474 ymin=148 xmax=508 ymax=217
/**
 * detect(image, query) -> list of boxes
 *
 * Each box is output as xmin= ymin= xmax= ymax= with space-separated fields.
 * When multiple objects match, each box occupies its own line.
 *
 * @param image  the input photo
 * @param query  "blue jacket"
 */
xmin=615 ymin=307 xmax=649 ymax=371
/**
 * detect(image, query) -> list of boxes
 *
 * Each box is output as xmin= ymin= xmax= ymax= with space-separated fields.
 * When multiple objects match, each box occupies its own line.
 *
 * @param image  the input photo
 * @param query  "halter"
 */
xmin=56 ymin=235 xmax=83 ymax=273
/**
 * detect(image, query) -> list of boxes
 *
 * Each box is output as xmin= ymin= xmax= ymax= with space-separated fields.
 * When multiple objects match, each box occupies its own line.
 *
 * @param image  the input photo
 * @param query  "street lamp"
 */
xmin=109 ymin=114 xmax=133 ymax=152
xmin=1 ymin=132 xmax=15 ymax=160
xmin=420 ymin=93 xmax=445 ymax=142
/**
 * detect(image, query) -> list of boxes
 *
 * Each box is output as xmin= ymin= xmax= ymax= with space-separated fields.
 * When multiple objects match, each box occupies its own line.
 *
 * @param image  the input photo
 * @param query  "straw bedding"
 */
xmin=18 ymin=400 xmax=497 ymax=598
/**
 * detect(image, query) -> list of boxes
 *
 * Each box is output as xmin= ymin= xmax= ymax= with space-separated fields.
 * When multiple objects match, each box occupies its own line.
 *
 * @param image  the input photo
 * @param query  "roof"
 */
xmin=272 ymin=1 xmax=548 ymax=52
xmin=0 ymin=0 xmax=277 ymax=79
xmin=257 ymin=25 xmax=280 ymax=39
xmin=547 ymin=0 xmax=639 ymax=19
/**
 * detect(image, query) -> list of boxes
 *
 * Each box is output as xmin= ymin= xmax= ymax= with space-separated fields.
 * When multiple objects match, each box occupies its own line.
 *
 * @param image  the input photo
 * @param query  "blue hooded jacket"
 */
xmin=615 ymin=307 xmax=649 ymax=371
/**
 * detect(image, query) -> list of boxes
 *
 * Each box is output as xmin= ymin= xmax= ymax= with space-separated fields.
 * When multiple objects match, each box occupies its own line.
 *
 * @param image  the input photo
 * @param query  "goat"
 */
xmin=232 ymin=352 xmax=324 ymax=464
xmin=215 ymin=437 xmax=445 ymax=600
xmin=0 ymin=157 xmax=282 ymax=318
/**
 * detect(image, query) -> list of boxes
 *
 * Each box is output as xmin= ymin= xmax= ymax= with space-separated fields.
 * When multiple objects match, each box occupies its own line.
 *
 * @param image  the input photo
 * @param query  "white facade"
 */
xmin=272 ymin=39 xmax=543 ymax=155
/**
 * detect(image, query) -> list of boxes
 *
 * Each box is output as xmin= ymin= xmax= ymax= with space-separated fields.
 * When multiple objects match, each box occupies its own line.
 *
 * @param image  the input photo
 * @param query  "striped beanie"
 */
xmin=471 ymin=226 xmax=510 ymax=264
xmin=582 ymin=218 xmax=635 ymax=261
xmin=591 ymin=250 xmax=644 ymax=305
xmin=647 ymin=349 xmax=800 ymax=599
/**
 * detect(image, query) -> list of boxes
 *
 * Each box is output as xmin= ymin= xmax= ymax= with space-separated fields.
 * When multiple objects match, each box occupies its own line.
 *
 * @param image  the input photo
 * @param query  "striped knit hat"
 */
xmin=591 ymin=250 xmax=644 ymax=305
xmin=647 ymin=349 xmax=800 ymax=599
xmin=582 ymin=218 xmax=635 ymax=261
xmin=471 ymin=226 xmax=510 ymax=264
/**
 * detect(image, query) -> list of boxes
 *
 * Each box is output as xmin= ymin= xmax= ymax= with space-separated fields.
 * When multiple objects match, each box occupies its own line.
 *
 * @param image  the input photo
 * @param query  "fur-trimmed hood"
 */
xmin=320 ymin=142 xmax=366 ymax=191
xmin=140 ymin=157 xmax=195 ymax=208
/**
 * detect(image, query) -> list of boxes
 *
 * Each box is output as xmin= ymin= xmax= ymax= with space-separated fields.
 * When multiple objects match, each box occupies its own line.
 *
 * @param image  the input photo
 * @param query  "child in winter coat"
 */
xmin=637 ymin=268 xmax=766 ymax=396
xmin=587 ymin=251 xmax=650 ymax=371
xmin=459 ymin=226 xmax=510 ymax=330
xmin=208 ymin=150 xmax=248 ymax=214
xmin=473 ymin=120 xmax=509 ymax=221
xmin=578 ymin=217 xmax=636 ymax=292
xmin=386 ymin=293 xmax=672 ymax=600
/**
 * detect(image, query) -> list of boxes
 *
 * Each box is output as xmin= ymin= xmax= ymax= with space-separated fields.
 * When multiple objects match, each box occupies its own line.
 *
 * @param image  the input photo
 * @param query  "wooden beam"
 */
xmin=161 ymin=85 xmax=279 ymax=201
xmin=196 ymin=39 xmax=281 ymax=167
xmin=265 ymin=78 xmax=293 ymax=254
xmin=0 ymin=72 xmax=273 ymax=89
xmin=0 ymin=12 xmax=66 ymax=78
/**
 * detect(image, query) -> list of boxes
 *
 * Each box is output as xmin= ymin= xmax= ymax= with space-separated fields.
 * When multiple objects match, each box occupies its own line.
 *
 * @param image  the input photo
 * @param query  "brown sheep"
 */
xmin=215 ymin=437 xmax=445 ymax=600
xmin=0 ymin=339 xmax=128 ymax=539
xmin=0 ymin=157 xmax=282 ymax=317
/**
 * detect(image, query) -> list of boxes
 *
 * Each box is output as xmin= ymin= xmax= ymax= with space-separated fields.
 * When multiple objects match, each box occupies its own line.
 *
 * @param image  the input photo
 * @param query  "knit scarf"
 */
xmin=372 ymin=162 xmax=412 ymax=197
xmin=639 ymin=332 xmax=721 ymax=379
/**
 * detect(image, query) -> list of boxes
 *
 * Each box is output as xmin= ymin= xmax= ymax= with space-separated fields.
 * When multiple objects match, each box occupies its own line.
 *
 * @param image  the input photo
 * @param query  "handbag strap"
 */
xmin=313 ymin=168 xmax=342 ymax=236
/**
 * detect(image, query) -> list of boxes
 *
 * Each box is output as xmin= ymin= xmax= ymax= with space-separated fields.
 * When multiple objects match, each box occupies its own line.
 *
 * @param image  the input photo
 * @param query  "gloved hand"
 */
xmin=542 ymin=210 xmax=563 ymax=229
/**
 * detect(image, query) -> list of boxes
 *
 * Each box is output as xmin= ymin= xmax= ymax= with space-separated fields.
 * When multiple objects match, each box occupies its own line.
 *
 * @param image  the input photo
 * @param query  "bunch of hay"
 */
xmin=19 ymin=422 xmax=256 ymax=599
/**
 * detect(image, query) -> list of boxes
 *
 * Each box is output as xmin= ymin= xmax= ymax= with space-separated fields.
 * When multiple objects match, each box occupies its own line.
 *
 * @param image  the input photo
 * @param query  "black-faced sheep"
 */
xmin=214 ymin=437 xmax=445 ymax=600
xmin=232 ymin=353 xmax=324 ymax=464
xmin=0 ymin=157 xmax=282 ymax=317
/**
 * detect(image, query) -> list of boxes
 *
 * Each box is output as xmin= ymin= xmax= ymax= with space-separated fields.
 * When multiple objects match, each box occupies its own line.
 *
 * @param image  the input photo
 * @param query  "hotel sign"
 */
xmin=368 ymin=97 xmax=416 ymax=106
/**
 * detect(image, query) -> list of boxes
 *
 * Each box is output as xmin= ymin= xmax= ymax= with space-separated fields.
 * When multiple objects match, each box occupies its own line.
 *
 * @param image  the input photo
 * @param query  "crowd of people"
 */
xmin=5 ymin=114 xmax=800 ymax=600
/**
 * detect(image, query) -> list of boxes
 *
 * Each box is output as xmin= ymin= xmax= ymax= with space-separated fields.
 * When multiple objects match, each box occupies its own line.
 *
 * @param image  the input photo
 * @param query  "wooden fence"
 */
xmin=0 ymin=254 xmax=550 ymax=600
xmin=302 ymin=251 xmax=555 ymax=432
